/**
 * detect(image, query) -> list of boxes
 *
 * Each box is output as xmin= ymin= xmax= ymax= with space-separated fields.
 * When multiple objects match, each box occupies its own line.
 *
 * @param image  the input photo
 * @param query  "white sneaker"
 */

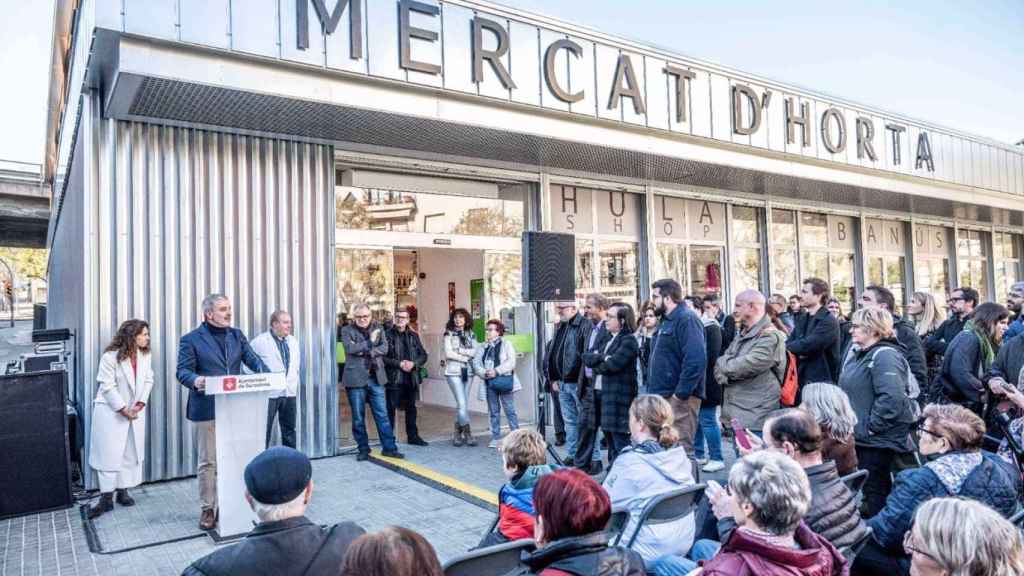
xmin=694 ymin=457 xmax=709 ymax=465
xmin=702 ymin=460 xmax=725 ymax=473
xmin=488 ymin=439 xmax=499 ymax=449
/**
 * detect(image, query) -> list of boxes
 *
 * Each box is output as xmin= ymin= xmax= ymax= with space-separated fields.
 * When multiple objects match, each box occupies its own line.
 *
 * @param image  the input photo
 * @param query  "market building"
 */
xmin=43 ymin=0 xmax=1024 ymax=486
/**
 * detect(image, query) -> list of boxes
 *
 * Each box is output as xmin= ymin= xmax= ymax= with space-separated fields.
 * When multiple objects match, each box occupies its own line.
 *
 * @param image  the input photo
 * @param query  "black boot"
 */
xmin=453 ymin=422 xmax=465 ymax=447
xmin=463 ymin=424 xmax=478 ymax=447
xmin=87 ymin=493 xmax=114 ymax=520
xmin=115 ymin=488 xmax=135 ymax=506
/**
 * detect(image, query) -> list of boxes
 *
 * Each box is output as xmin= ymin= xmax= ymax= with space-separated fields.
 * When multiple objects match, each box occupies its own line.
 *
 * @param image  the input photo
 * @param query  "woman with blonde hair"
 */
xmin=603 ymin=395 xmax=697 ymax=575
xmin=800 ymin=382 xmax=859 ymax=475
xmin=907 ymin=291 xmax=946 ymax=391
xmin=905 ymin=497 xmax=1024 ymax=576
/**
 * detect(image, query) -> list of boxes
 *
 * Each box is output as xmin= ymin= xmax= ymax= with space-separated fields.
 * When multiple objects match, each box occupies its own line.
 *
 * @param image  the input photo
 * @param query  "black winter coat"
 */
xmin=867 ymin=452 xmax=1020 ymax=553
xmin=720 ymin=314 xmax=737 ymax=353
xmin=839 ymin=338 xmax=915 ymax=452
xmin=893 ymin=316 xmax=928 ymax=390
xmin=577 ymin=322 xmax=611 ymax=432
xmin=924 ymin=314 xmax=966 ymax=358
xmin=583 ymin=333 xmax=639 ymax=435
xmin=517 ymin=532 xmax=646 ymax=576
xmin=936 ymin=330 xmax=988 ymax=405
xmin=804 ymin=461 xmax=869 ymax=550
xmin=383 ymin=327 xmax=428 ymax=390
xmin=545 ymin=313 xmax=592 ymax=388
xmin=787 ymin=307 xmax=841 ymax=386
xmin=987 ymin=333 xmax=1024 ymax=389
xmin=181 ymin=517 xmax=364 ymax=576
xmin=702 ymin=321 xmax=724 ymax=407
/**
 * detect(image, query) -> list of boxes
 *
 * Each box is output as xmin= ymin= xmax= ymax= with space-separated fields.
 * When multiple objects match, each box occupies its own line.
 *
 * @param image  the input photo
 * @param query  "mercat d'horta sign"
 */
xmin=292 ymin=0 xmax=1023 ymax=184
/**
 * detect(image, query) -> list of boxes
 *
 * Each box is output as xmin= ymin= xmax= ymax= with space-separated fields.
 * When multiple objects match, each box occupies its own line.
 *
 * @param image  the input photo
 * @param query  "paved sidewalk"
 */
xmin=0 ymin=319 xmax=33 ymax=367
xmin=0 ymin=453 xmax=494 ymax=576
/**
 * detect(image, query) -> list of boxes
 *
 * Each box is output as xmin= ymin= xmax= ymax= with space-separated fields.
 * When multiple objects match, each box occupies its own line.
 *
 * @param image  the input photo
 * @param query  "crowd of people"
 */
xmin=87 ymin=276 xmax=1024 ymax=575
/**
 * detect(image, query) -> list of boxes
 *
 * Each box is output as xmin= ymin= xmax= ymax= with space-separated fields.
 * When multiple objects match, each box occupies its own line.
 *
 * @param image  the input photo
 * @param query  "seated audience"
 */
xmin=854 ymin=403 xmax=1021 ymax=576
xmin=516 ymin=468 xmax=645 ymax=576
xmin=800 ymin=383 xmax=859 ymax=475
xmin=182 ymin=447 xmax=365 ymax=576
xmin=478 ymin=428 xmax=557 ymax=548
xmin=700 ymin=451 xmax=847 ymax=576
xmin=340 ymin=526 xmax=444 ymax=576
xmin=603 ymin=395 xmax=696 ymax=574
xmin=904 ymin=497 xmax=1024 ymax=576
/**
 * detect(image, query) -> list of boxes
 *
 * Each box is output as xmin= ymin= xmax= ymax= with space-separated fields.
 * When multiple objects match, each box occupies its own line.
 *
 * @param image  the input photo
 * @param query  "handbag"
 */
xmin=484 ymin=340 xmax=514 ymax=393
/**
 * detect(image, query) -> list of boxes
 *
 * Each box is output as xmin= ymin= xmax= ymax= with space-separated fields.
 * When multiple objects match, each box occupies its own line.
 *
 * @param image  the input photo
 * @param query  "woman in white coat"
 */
xmin=443 ymin=308 xmax=478 ymax=446
xmin=87 ymin=319 xmax=154 ymax=519
xmin=472 ymin=319 xmax=521 ymax=449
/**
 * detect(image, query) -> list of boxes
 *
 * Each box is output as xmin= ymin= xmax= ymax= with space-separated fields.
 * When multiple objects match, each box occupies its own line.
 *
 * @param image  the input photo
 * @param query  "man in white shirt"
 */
xmin=252 ymin=310 xmax=301 ymax=448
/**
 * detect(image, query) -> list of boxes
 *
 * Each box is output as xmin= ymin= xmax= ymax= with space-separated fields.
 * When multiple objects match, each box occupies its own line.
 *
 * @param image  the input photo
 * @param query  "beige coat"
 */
xmin=714 ymin=315 xmax=786 ymax=431
xmin=88 ymin=350 xmax=154 ymax=472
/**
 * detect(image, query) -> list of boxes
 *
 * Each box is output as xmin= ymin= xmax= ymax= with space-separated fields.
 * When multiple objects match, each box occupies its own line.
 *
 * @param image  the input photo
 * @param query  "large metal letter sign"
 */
xmin=297 ymin=0 xmax=363 ymax=57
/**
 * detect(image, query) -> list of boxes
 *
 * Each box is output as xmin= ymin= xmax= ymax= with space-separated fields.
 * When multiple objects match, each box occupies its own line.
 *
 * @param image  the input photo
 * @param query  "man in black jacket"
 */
xmin=786 ymin=277 xmax=841 ymax=389
xmin=545 ymin=302 xmax=592 ymax=453
xmin=182 ymin=447 xmax=364 ymax=576
xmin=860 ymin=285 xmax=927 ymax=390
xmin=924 ymin=287 xmax=977 ymax=359
xmin=383 ymin=309 xmax=429 ymax=446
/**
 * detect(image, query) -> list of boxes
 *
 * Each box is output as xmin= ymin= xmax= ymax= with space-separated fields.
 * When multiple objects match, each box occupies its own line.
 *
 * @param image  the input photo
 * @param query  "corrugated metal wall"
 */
xmin=76 ymin=95 xmax=336 ymax=487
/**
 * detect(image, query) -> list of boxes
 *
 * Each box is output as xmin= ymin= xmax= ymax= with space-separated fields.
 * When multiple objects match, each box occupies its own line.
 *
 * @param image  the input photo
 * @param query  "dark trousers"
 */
xmin=856 ymin=445 xmax=899 ymax=518
xmin=852 ymin=538 xmax=911 ymax=576
xmin=575 ymin=388 xmax=602 ymax=469
xmin=549 ymin=389 xmax=565 ymax=438
xmin=604 ymin=430 xmax=631 ymax=465
xmin=385 ymin=385 xmax=419 ymax=440
xmin=266 ymin=396 xmax=297 ymax=448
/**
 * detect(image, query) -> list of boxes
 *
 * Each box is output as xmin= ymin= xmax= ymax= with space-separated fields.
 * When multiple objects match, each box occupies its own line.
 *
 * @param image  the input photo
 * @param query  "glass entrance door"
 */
xmin=335 ymin=248 xmax=394 ymax=323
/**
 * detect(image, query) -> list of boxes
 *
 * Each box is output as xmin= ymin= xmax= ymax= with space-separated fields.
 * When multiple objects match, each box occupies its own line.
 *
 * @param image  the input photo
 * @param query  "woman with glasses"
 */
xmin=853 ymin=404 xmax=1019 ymax=576
xmin=838 ymin=307 xmax=917 ymax=518
xmin=582 ymin=303 xmax=639 ymax=464
xmin=634 ymin=301 xmax=659 ymax=395
xmin=443 ymin=308 xmax=478 ymax=446
xmin=904 ymin=497 xmax=1024 ymax=576
xmin=934 ymin=302 xmax=1010 ymax=415
xmin=472 ymin=319 xmax=520 ymax=449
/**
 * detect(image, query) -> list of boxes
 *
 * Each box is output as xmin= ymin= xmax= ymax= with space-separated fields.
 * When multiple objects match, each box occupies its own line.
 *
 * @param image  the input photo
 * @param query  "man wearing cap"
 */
xmin=544 ymin=301 xmax=592 ymax=457
xmin=181 ymin=447 xmax=365 ymax=576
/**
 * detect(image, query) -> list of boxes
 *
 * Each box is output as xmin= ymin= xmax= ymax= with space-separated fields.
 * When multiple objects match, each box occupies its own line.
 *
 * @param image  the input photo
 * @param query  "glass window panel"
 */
xmin=485 ymin=253 xmax=523 ymax=319
xmin=886 ymin=256 xmax=906 ymax=315
xmin=656 ymin=244 xmax=686 ymax=286
xmin=801 ymin=251 xmax=829 ymax=283
xmin=771 ymin=209 xmax=796 ymax=246
xmin=829 ymin=253 xmax=856 ymax=309
xmin=867 ymin=256 xmax=884 ymax=286
xmin=336 ymin=186 xmax=524 ymax=237
xmin=576 ymin=240 xmax=594 ymax=302
xmin=995 ymin=261 xmax=1010 ymax=303
xmin=336 ymin=248 xmax=394 ymax=323
xmin=690 ymin=247 xmax=724 ymax=298
xmin=772 ymin=248 xmax=798 ymax=296
xmin=732 ymin=206 xmax=761 ymax=245
xmin=800 ymin=213 xmax=829 ymax=248
xmin=732 ymin=247 xmax=762 ymax=295
xmin=598 ymin=241 xmax=639 ymax=309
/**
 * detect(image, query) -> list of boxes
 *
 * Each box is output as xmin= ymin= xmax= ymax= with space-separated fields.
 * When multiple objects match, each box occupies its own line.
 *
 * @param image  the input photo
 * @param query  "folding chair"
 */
xmin=443 ymin=539 xmax=535 ymax=576
xmin=606 ymin=509 xmax=630 ymax=546
xmin=1010 ymin=509 xmax=1024 ymax=528
xmin=840 ymin=470 xmax=869 ymax=496
xmin=840 ymin=527 xmax=873 ymax=565
xmin=616 ymin=484 xmax=707 ymax=549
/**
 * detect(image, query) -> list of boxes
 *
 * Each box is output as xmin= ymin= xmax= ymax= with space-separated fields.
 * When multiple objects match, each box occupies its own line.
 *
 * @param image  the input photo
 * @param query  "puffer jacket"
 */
xmin=867 ymin=451 xmax=1020 ymax=553
xmin=700 ymin=522 xmax=848 ymax=576
xmin=804 ymin=461 xmax=869 ymax=550
xmin=602 ymin=441 xmax=695 ymax=563
xmin=838 ymin=338 xmax=915 ymax=452
xmin=515 ymin=532 xmax=645 ymax=576
xmin=715 ymin=314 xmax=786 ymax=431
xmin=498 ymin=464 xmax=558 ymax=541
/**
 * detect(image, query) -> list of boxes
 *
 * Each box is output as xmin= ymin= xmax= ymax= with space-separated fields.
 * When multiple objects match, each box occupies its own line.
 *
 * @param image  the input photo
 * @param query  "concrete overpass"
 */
xmin=0 ymin=161 xmax=49 ymax=248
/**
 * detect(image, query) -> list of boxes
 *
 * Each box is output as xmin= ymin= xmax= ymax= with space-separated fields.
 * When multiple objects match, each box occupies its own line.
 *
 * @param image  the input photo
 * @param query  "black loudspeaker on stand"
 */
xmin=0 ymin=370 xmax=73 ymax=518
xmin=522 ymin=232 xmax=576 ymax=464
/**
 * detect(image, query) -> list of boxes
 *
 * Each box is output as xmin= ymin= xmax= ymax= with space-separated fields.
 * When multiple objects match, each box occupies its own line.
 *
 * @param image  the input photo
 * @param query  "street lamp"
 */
xmin=0 ymin=258 xmax=14 ymax=328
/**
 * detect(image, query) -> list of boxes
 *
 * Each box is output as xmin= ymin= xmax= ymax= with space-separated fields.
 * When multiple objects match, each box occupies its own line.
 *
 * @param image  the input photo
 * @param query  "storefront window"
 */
xmin=994 ymin=232 xmax=1021 ymax=303
xmin=731 ymin=206 xmax=763 ymax=295
xmin=957 ymin=229 xmax=989 ymax=301
xmin=655 ymin=244 xmax=685 ymax=287
xmin=800 ymin=213 xmax=829 ymax=248
xmin=599 ymin=242 xmax=640 ymax=308
xmin=485 ymin=252 xmax=522 ymax=317
xmin=771 ymin=209 xmax=798 ymax=297
xmin=336 ymin=185 xmax=524 ymax=237
xmin=575 ymin=239 xmax=594 ymax=303
xmin=913 ymin=224 xmax=952 ymax=313
xmin=690 ymin=247 xmax=725 ymax=298
xmin=864 ymin=219 xmax=908 ymax=313
xmin=336 ymin=248 xmax=395 ymax=322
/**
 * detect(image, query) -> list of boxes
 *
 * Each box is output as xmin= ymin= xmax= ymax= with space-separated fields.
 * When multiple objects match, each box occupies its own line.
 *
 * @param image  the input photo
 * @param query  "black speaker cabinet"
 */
xmin=522 ymin=231 xmax=576 ymax=302
xmin=0 ymin=370 xmax=73 ymax=518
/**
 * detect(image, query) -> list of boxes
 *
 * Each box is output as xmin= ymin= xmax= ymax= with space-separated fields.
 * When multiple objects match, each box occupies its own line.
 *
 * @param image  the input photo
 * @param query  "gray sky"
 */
xmin=1 ymin=0 xmax=1021 ymax=165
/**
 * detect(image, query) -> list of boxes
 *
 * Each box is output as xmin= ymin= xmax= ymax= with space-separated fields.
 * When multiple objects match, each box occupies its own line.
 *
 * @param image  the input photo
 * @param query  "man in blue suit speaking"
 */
xmin=177 ymin=293 xmax=269 ymax=531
